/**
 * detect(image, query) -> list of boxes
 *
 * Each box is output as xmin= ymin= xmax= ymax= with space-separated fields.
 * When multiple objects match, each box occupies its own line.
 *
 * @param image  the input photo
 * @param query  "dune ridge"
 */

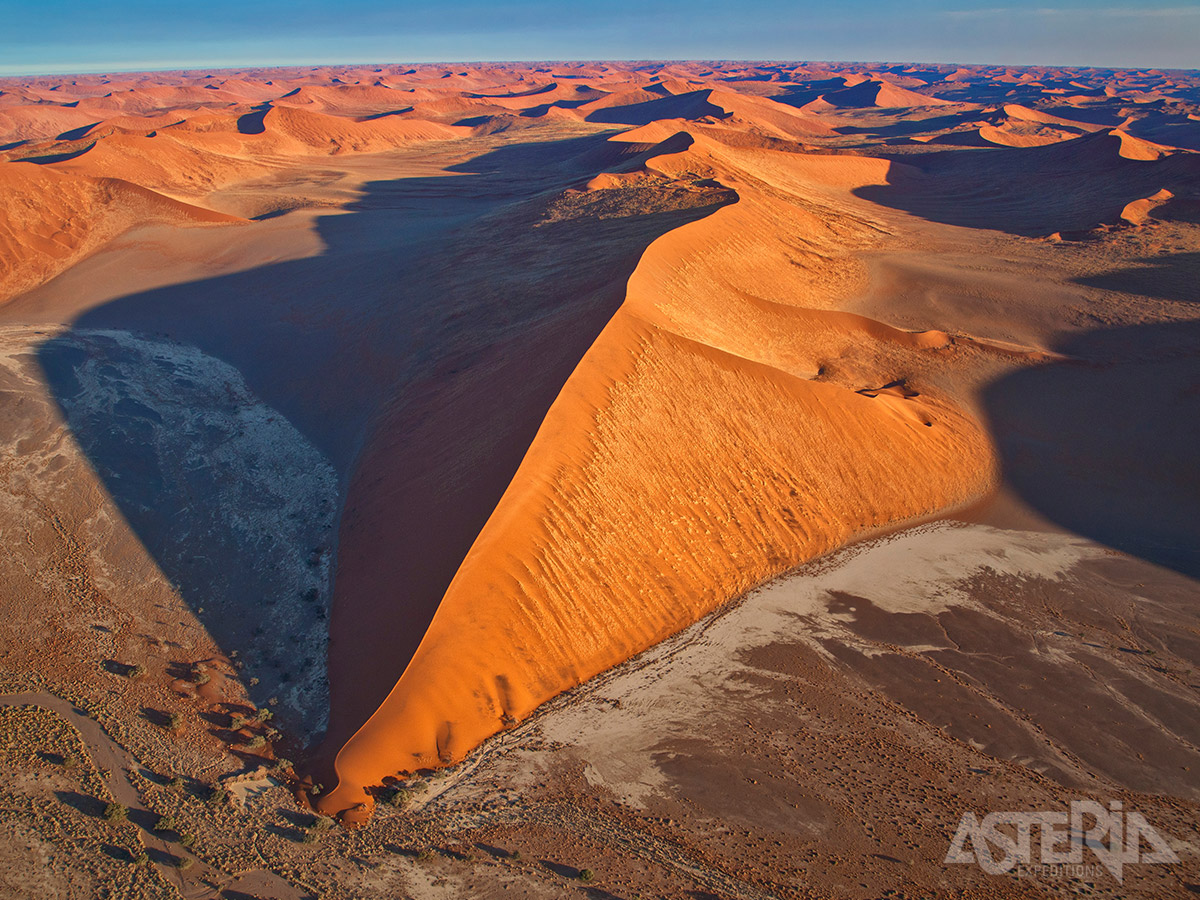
xmin=321 ymin=130 xmax=996 ymax=815
xmin=2 ymin=60 xmax=1198 ymax=829
xmin=0 ymin=165 xmax=244 ymax=300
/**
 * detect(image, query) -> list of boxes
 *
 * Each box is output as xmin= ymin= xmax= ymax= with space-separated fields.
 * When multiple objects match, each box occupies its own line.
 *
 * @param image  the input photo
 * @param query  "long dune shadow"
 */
xmin=35 ymin=130 xmax=731 ymax=751
xmin=854 ymin=136 xmax=1200 ymax=236
xmin=855 ymin=133 xmax=1200 ymax=571
xmin=982 ymin=314 xmax=1200 ymax=578
xmin=832 ymin=112 xmax=978 ymax=138
xmin=1076 ymin=251 xmax=1200 ymax=303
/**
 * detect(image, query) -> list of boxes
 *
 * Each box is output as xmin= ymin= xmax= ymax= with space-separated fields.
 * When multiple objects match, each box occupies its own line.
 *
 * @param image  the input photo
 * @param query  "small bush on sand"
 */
xmin=205 ymin=786 xmax=229 ymax=807
xmin=103 ymin=803 xmax=127 ymax=822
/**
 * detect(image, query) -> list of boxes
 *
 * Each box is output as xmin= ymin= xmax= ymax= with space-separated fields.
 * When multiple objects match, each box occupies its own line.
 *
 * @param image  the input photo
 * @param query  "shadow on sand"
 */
xmin=35 ymin=130 xmax=731 ymax=750
xmin=853 ymin=138 xmax=1200 ymax=236
xmin=982 ymin=314 xmax=1200 ymax=578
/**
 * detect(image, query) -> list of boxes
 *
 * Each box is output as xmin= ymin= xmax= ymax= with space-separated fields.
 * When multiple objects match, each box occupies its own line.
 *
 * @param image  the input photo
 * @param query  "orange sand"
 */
xmin=2 ymin=61 xmax=1198 ymax=823
xmin=320 ymin=130 xmax=996 ymax=813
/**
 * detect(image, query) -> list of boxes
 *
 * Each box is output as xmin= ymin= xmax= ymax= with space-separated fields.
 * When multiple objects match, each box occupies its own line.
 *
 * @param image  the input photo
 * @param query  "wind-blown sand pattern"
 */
xmin=0 ymin=60 xmax=1198 ymax=897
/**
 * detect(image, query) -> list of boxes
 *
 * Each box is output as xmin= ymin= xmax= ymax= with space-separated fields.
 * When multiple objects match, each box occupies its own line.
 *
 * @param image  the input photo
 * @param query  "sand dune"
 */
xmin=819 ymin=78 xmax=954 ymax=109
xmin=255 ymin=105 xmax=466 ymax=151
xmin=1 ymin=62 xmax=1198 ymax=846
xmin=321 ymin=131 xmax=995 ymax=814
xmin=0 ymin=105 xmax=104 ymax=147
xmin=857 ymin=127 xmax=1200 ymax=236
xmin=1000 ymin=102 xmax=1104 ymax=130
xmin=0 ymin=165 xmax=243 ymax=299
xmin=272 ymin=83 xmax=420 ymax=116
xmin=1120 ymin=187 xmax=1175 ymax=225
xmin=583 ymin=88 xmax=731 ymax=125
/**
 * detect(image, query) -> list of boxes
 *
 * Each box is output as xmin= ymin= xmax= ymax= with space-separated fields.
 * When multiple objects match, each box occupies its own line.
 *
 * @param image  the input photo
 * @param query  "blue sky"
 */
xmin=1 ymin=1 xmax=1197 ymax=76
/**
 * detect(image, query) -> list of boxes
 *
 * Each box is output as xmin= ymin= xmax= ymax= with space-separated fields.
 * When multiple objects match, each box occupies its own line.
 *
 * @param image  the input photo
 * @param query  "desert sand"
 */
xmin=0 ymin=60 xmax=1197 ymax=898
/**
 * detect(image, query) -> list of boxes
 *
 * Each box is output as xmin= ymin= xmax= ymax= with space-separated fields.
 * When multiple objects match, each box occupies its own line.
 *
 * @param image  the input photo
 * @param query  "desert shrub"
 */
xmin=164 ymin=712 xmax=181 ymax=731
xmin=206 ymin=786 xmax=229 ymax=807
xmin=103 ymin=803 xmax=127 ymax=822
xmin=152 ymin=815 xmax=175 ymax=832
xmin=578 ymin=869 xmax=594 ymax=883
xmin=245 ymin=735 xmax=266 ymax=750
xmin=127 ymin=664 xmax=146 ymax=679
xmin=175 ymin=856 xmax=193 ymax=871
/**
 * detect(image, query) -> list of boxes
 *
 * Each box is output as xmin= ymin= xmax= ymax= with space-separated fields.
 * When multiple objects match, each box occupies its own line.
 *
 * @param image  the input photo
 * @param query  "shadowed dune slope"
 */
xmin=985 ymin=319 xmax=1200 ymax=579
xmin=820 ymin=79 xmax=954 ymax=109
xmin=856 ymin=130 xmax=1200 ymax=235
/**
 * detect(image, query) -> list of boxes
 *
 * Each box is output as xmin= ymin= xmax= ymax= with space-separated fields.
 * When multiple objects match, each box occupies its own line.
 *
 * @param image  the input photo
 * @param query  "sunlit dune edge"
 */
xmin=321 ymin=131 xmax=997 ymax=816
xmin=2 ymin=60 xmax=1198 ymax=828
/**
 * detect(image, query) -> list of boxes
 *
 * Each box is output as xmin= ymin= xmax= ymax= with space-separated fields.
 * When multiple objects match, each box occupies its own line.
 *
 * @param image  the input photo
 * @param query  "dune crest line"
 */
xmin=321 ymin=129 xmax=996 ymax=816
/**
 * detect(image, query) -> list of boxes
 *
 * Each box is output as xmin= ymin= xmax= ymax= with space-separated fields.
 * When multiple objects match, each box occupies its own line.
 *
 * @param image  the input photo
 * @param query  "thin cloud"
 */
xmin=945 ymin=5 xmax=1200 ymax=18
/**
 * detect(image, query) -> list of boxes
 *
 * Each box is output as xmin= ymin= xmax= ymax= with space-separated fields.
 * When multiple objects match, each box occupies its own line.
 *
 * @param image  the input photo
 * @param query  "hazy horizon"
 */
xmin=2 ymin=0 xmax=1198 ymax=77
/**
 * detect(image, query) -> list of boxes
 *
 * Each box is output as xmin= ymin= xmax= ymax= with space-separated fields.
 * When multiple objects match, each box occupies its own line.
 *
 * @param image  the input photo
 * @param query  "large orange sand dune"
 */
xmin=0 ymin=61 xmax=1197 ymax=831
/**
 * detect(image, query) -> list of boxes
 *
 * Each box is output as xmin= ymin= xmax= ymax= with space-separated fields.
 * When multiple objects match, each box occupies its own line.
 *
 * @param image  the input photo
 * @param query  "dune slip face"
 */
xmin=1 ymin=63 xmax=1198 ymax=850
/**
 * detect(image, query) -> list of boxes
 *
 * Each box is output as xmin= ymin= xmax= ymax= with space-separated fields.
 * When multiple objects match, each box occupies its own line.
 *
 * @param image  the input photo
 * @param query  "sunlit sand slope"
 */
xmin=323 ymin=133 xmax=995 ymax=813
xmin=0 ymin=165 xmax=243 ymax=300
